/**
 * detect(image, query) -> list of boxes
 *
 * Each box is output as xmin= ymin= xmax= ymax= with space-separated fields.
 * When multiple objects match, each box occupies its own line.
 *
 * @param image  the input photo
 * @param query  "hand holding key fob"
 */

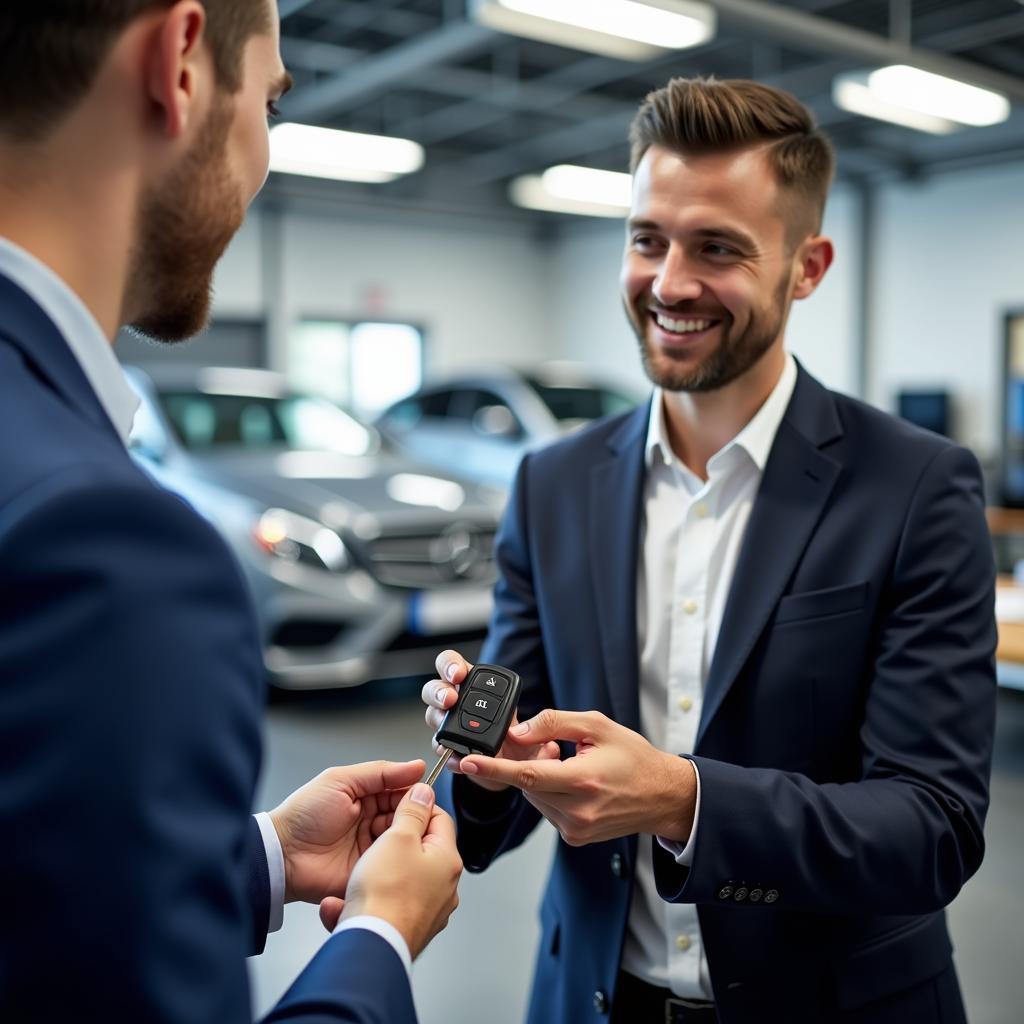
xmin=425 ymin=663 xmax=521 ymax=785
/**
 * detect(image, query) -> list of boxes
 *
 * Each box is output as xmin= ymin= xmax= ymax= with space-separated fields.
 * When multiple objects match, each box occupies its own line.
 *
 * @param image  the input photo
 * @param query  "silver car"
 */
xmin=126 ymin=366 xmax=502 ymax=690
xmin=375 ymin=364 xmax=641 ymax=487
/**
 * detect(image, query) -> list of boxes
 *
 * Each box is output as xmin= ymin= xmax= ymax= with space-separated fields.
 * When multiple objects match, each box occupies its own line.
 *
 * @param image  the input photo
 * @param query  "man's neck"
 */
xmin=660 ymin=345 xmax=787 ymax=480
xmin=0 ymin=143 xmax=137 ymax=343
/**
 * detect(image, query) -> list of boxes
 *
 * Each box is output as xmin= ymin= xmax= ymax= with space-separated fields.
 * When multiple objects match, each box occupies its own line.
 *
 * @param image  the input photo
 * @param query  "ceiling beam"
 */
xmin=281 ymin=21 xmax=498 ymax=122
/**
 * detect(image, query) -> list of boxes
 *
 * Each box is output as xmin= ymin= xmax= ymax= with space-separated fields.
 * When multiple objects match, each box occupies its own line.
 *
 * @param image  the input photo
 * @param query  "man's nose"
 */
xmin=652 ymin=247 xmax=702 ymax=307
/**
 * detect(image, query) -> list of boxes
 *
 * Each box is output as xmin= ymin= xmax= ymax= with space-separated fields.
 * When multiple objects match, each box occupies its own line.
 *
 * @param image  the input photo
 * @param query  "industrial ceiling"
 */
xmin=268 ymin=0 xmax=1024 ymax=219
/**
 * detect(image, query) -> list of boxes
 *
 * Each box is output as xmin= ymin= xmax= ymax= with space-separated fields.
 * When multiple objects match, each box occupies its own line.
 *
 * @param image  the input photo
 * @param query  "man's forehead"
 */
xmin=631 ymin=145 xmax=783 ymax=230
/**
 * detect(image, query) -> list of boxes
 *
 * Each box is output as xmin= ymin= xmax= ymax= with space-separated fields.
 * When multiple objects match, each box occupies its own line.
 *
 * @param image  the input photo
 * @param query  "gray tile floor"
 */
xmin=249 ymin=684 xmax=1024 ymax=1024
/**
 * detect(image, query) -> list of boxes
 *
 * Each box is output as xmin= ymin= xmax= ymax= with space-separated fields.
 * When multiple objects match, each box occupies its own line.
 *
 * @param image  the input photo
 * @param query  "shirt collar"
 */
xmin=645 ymin=353 xmax=798 ymax=474
xmin=0 ymin=237 xmax=139 ymax=444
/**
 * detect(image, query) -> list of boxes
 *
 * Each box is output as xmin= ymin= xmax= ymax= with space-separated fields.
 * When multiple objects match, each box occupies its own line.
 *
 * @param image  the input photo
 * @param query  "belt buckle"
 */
xmin=665 ymin=996 xmax=712 ymax=1023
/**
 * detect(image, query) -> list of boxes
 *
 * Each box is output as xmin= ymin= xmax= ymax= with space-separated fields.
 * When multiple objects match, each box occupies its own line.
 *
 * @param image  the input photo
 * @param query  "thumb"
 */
xmin=319 ymin=896 xmax=345 ymax=932
xmin=388 ymin=783 xmax=435 ymax=838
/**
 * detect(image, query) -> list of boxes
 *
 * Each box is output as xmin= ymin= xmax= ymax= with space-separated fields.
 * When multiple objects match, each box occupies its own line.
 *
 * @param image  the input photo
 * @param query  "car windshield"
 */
xmin=524 ymin=378 xmax=636 ymax=423
xmin=157 ymin=390 xmax=375 ymax=456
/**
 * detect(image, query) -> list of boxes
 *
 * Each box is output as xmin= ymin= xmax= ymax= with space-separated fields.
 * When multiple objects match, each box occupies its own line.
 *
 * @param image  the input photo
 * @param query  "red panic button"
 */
xmin=460 ymin=713 xmax=488 ymax=733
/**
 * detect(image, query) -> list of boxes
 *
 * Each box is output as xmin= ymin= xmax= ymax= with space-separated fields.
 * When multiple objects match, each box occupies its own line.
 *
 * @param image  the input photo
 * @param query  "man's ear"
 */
xmin=145 ymin=1 xmax=208 ymax=139
xmin=792 ymin=236 xmax=834 ymax=300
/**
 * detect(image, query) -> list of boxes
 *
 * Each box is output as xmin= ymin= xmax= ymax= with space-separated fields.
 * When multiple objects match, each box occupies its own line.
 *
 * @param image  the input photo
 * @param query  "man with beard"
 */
xmin=422 ymin=78 xmax=996 ymax=1023
xmin=0 ymin=2 xmax=462 ymax=1022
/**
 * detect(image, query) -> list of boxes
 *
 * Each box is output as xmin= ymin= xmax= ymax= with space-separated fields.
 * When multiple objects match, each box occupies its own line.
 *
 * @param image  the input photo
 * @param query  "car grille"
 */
xmin=364 ymin=526 xmax=497 ymax=589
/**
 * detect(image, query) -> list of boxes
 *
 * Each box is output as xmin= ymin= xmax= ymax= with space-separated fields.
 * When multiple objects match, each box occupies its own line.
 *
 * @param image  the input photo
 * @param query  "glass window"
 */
xmin=524 ymin=378 xmax=636 ymax=423
xmin=288 ymin=319 xmax=423 ymax=418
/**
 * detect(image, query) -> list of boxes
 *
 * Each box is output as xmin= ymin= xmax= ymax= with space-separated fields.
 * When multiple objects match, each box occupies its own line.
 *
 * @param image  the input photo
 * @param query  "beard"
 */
xmin=627 ymin=274 xmax=790 ymax=393
xmin=127 ymin=95 xmax=244 ymax=343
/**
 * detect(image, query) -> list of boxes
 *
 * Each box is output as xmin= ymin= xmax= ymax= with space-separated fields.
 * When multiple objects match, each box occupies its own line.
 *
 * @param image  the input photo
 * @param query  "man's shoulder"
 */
xmin=527 ymin=402 xmax=649 ymax=473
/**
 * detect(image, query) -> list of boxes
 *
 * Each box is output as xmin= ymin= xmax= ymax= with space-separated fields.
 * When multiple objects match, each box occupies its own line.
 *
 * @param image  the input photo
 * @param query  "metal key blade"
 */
xmin=424 ymin=746 xmax=454 ymax=788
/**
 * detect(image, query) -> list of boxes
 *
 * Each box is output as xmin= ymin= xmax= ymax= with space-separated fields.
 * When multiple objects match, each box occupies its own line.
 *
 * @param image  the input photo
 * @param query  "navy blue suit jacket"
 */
xmin=0 ymin=274 xmax=416 ymax=1023
xmin=441 ymin=365 xmax=997 ymax=1024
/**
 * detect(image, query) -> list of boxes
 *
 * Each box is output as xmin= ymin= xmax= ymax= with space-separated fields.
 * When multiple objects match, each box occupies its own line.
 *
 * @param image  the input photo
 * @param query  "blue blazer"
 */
xmin=0 ymin=274 xmax=416 ymax=1024
xmin=441 ymin=366 xmax=996 ymax=1024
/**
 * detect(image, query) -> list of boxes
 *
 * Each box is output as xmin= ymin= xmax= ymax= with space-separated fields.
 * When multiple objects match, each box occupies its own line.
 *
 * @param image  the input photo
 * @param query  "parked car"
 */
xmin=126 ymin=365 xmax=503 ymax=689
xmin=375 ymin=364 xmax=642 ymax=487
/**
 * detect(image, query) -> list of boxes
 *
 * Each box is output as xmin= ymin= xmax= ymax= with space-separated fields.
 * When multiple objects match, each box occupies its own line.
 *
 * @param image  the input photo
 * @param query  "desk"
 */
xmin=996 ymin=576 xmax=1024 ymax=689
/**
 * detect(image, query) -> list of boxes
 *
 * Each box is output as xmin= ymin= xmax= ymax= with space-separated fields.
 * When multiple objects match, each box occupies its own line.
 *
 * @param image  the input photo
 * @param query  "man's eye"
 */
xmin=703 ymin=243 xmax=736 ymax=257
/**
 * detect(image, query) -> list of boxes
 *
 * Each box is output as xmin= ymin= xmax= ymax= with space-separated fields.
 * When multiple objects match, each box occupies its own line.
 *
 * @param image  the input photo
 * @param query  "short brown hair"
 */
xmin=0 ymin=1 xmax=271 ymax=141
xmin=629 ymin=77 xmax=835 ymax=238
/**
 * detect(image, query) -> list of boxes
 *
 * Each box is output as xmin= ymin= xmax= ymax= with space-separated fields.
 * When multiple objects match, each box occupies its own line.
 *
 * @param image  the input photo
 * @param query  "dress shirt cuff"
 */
xmin=254 ymin=811 xmax=286 ymax=933
xmin=333 ymin=916 xmax=413 ymax=977
xmin=656 ymin=759 xmax=702 ymax=866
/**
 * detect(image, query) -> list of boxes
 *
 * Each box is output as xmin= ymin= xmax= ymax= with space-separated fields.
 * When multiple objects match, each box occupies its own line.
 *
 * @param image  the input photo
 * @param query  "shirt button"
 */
xmin=675 ymin=934 xmax=692 ymax=951
xmin=678 ymin=697 xmax=694 ymax=712
xmin=682 ymin=599 xmax=698 ymax=615
xmin=694 ymin=502 xmax=710 ymax=518
xmin=610 ymin=853 xmax=625 ymax=878
xmin=593 ymin=990 xmax=609 ymax=1014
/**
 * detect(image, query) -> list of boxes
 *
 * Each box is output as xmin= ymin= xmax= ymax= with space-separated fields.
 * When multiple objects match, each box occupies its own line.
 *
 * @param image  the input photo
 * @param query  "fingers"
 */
xmin=330 ymin=759 xmax=426 ymax=798
xmin=434 ymin=649 xmax=472 ymax=686
xmin=421 ymin=677 xmax=458 ymax=715
xmin=459 ymin=753 xmax=570 ymax=793
xmin=506 ymin=708 xmax=607 ymax=746
xmin=388 ymin=783 xmax=436 ymax=838
xmin=319 ymin=896 xmax=345 ymax=932
xmin=422 ymin=805 xmax=458 ymax=848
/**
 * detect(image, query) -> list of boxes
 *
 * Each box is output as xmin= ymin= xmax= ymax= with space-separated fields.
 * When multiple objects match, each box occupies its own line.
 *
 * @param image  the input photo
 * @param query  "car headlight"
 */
xmin=254 ymin=508 xmax=350 ymax=572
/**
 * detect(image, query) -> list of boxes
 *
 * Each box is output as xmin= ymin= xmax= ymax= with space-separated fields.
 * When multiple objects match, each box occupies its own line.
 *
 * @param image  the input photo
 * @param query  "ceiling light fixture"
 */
xmin=832 ymin=66 xmax=1010 ymax=134
xmin=269 ymin=123 xmax=424 ymax=183
xmin=510 ymin=165 xmax=632 ymax=218
xmin=470 ymin=0 xmax=715 ymax=61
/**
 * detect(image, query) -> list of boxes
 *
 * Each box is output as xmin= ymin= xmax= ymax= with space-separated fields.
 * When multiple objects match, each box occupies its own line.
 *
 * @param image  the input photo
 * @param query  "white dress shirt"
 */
xmin=0 ymin=235 xmax=411 ymax=974
xmin=620 ymin=355 xmax=798 ymax=999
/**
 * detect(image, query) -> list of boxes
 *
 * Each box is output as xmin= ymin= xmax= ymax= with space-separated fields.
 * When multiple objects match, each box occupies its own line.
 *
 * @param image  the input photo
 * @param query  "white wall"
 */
xmin=209 ymin=204 xmax=554 ymax=378
xmin=871 ymin=162 xmax=1024 ymax=459
xmin=544 ymin=185 xmax=860 ymax=397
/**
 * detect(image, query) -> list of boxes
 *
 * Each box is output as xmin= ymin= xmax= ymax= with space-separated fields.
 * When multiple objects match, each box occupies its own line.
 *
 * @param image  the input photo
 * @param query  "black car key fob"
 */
xmin=425 ymin=664 xmax=522 ymax=785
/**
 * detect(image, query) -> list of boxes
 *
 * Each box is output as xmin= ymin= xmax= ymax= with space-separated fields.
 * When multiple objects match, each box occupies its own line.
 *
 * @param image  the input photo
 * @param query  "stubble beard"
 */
xmin=127 ymin=95 xmax=245 ymax=343
xmin=627 ymin=274 xmax=790 ymax=393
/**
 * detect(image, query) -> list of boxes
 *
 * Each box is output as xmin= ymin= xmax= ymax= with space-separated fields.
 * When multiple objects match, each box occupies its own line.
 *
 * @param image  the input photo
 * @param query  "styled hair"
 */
xmin=0 ymin=0 xmax=271 ymax=141
xmin=629 ymin=77 xmax=835 ymax=237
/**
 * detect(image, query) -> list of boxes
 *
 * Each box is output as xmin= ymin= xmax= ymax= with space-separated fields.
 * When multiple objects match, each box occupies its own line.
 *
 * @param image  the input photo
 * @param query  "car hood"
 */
xmin=182 ymin=449 xmax=502 ymax=533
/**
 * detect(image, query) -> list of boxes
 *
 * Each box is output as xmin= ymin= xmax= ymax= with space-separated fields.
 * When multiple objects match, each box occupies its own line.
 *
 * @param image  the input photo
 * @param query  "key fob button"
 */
xmin=460 ymin=713 xmax=489 ymax=733
xmin=463 ymin=691 xmax=499 ymax=721
xmin=470 ymin=672 xmax=509 ymax=697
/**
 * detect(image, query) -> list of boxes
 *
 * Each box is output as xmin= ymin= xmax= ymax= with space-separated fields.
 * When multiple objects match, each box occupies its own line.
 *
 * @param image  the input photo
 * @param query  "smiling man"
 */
xmin=0 ymin=3 xmax=462 ymax=1022
xmin=424 ymin=78 xmax=997 ymax=1023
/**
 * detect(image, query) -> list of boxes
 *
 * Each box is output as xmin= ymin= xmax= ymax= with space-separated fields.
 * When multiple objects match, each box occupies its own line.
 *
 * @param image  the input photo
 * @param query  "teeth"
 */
xmin=654 ymin=313 xmax=712 ymax=334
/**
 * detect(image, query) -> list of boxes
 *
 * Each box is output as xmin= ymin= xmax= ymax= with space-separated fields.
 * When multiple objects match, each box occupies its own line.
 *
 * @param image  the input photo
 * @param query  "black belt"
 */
xmin=612 ymin=971 xmax=718 ymax=1023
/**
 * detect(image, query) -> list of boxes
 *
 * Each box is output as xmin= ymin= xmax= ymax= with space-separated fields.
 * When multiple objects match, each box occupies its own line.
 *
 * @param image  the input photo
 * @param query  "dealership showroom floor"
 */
xmin=249 ymin=683 xmax=1024 ymax=1024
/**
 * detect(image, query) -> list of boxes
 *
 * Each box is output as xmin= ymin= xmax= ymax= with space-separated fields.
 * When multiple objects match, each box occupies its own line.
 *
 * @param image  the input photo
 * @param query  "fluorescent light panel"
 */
xmin=833 ymin=66 xmax=1010 ymax=134
xmin=510 ymin=165 xmax=632 ymax=218
xmin=471 ymin=0 xmax=715 ymax=61
xmin=269 ymin=123 xmax=424 ymax=183
xmin=868 ymin=65 xmax=1010 ymax=127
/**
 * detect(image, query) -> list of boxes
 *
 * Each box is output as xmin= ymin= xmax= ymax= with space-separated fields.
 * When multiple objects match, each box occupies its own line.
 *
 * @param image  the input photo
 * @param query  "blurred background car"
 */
xmin=126 ymin=365 xmax=502 ymax=690
xmin=374 ymin=363 xmax=643 ymax=487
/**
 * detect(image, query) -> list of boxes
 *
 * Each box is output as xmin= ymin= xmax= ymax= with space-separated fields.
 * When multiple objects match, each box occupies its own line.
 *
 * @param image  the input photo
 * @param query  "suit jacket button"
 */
xmin=764 ymin=889 xmax=779 ymax=904
xmin=748 ymin=888 xmax=763 ymax=902
xmin=593 ymin=990 xmax=609 ymax=1014
xmin=733 ymin=886 xmax=749 ymax=902
xmin=610 ymin=853 xmax=624 ymax=878
xmin=717 ymin=885 xmax=734 ymax=900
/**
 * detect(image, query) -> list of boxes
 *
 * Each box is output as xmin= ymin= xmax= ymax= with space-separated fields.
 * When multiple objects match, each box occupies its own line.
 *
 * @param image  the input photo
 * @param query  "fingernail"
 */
xmin=435 ymin=686 xmax=448 ymax=705
xmin=511 ymin=722 xmax=529 ymax=736
xmin=445 ymin=663 xmax=458 ymax=682
xmin=461 ymin=760 xmax=478 ymax=775
xmin=410 ymin=783 xmax=434 ymax=806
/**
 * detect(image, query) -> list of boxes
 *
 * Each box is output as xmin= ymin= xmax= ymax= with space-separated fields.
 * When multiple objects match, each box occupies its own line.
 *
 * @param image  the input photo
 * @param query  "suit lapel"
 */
xmin=0 ymin=273 xmax=121 ymax=441
xmin=697 ymin=369 xmax=843 ymax=747
xmin=588 ymin=404 xmax=649 ymax=732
